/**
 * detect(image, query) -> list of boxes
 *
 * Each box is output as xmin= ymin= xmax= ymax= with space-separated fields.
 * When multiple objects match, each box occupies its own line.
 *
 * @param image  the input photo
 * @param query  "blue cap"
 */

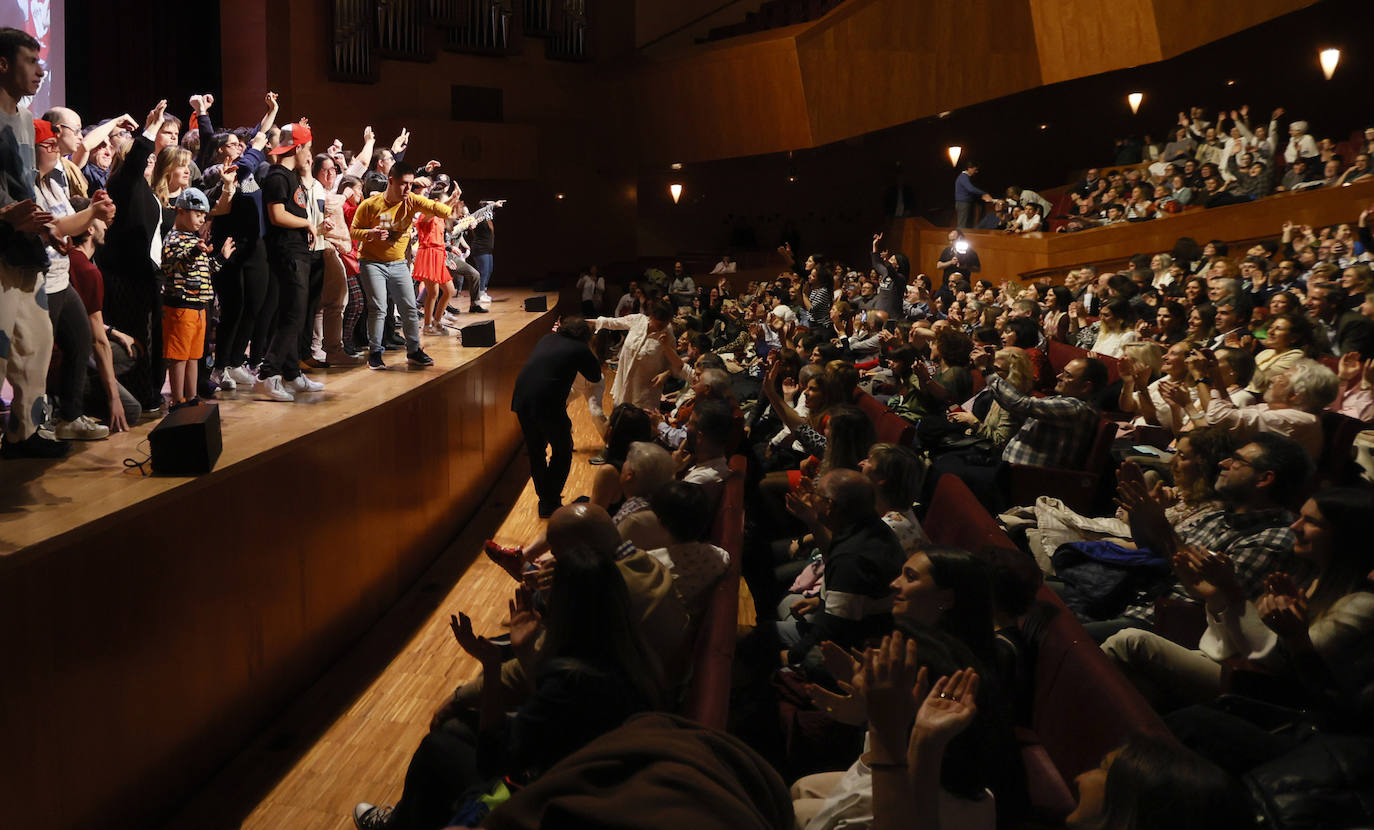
xmin=174 ymin=187 xmax=211 ymax=213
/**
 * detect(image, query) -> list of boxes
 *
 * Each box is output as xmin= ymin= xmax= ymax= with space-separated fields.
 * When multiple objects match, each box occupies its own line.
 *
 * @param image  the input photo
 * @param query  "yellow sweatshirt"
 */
xmin=349 ymin=192 xmax=453 ymax=263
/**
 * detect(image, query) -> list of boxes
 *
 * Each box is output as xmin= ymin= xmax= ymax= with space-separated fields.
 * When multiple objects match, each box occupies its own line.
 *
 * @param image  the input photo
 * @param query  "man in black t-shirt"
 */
xmin=935 ymin=229 xmax=981 ymax=284
xmin=256 ymin=121 xmax=321 ymax=402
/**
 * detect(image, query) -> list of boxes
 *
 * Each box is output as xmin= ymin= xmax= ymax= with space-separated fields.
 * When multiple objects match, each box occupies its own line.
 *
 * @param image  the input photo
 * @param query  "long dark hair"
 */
xmin=820 ymin=404 xmax=875 ymax=474
xmin=1092 ymin=735 xmax=1252 ymax=830
xmin=1306 ymin=488 xmax=1374 ymax=621
xmin=603 ymin=404 xmax=652 ymax=468
xmin=922 ymin=546 xmax=996 ymax=661
xmin=541 ymin=544 xmax=663 ymax=709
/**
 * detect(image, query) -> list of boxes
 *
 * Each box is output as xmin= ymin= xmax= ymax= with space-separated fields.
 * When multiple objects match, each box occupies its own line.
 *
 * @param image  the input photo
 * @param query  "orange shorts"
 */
xmin=162 ymin=306 xmax=207 ymax=361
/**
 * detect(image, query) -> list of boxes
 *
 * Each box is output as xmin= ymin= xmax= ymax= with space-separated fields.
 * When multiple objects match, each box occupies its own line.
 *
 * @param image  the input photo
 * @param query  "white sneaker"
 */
xmin=479 ymin=292 xmax=492 ymax=304
xmin=54 ymin=415 xmax=110 ymax=441
xmin=441 ymin=313 xmax=460 ymax=326
xmin=254 ymin=374 xmax=295 ymax=402
xmin=291 ymin=374 xmax=325 ymax=393
xmin=227 ymin=365 xmax=257 ymax=387
xmin=211 ymin=367 xmax=236 ymax=391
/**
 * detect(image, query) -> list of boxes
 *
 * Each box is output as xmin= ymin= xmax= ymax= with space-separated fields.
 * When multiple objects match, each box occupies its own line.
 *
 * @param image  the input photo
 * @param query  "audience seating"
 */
xmin=682 ymin=455 xmax=747 ymax=730
xmin=1046 ymin=339 xmax=1121 ymax=386
xmin=1005 ymin=419 xmax=1120 ymax=516
xmin=854 ymin=389 xmax=916 ymax=446
xmin=923 ymin=474 xmax=1172 ymax=819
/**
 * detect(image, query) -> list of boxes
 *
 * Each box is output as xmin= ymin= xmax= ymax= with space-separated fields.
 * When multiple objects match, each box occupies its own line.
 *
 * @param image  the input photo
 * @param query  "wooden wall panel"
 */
xmin=1028 ymin=0 xmax=1161 ymax=85
xmin=903 ymin=180 xmax=1374 ymax=286
xmin=0 ymin=313 xmax=554 ymax=830
xmin=1151 ymin=0 xmax=1318 ymax=60
xmin=633 ymin=33 xmax=814 ymax=166
xmin=796 ymin=0 xmax=1042 ymax=147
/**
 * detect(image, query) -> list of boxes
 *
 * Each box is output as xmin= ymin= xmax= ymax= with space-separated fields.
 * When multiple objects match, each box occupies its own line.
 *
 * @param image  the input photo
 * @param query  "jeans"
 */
xmin=470 ymin=253 xmax=493 ymax=295
xmin=359 ymin=259 xmax=421 ymax=353
xmin=0 ymin=263 xmax=53 ymax=440
xmin=450 ymin=260 xmax=481 ymax=305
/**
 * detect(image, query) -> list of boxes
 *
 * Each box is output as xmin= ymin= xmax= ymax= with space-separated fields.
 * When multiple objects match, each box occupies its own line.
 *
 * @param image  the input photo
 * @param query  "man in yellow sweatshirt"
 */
xmin=349 ymin=161 xmax=452 ymax=370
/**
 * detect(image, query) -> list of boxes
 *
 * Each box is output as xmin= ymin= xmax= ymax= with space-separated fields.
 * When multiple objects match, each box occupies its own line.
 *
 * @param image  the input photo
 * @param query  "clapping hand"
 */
xmin=144 ymin=98 xmax=168 ymax=133
xmin=508 ymin=586 xmax=543 ymax=656
xmin=914 ymin=668 xmax=980 ymax=746
xmin=1258 ymin=591 xmax=1309 ymax=641
xmin=449 ymin=612 xmax=502 ymax=667
xmin=220 ymin=237 xmax=236 ymax=260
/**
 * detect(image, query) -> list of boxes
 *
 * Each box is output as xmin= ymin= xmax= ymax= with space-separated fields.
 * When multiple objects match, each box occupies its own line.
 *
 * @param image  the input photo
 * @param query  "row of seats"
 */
xmin=682 ymin=455 xmax=748 ymax=729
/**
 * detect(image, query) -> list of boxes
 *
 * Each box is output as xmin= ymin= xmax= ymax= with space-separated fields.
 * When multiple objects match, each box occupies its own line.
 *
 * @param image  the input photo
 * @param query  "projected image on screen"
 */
xmin=1 ymin=0 xmax=65 ymax=113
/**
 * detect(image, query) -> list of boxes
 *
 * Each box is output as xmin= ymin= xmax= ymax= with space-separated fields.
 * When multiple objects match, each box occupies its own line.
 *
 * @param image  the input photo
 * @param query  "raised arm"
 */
xmin=75 ymin=113 xmax=137 ymax=168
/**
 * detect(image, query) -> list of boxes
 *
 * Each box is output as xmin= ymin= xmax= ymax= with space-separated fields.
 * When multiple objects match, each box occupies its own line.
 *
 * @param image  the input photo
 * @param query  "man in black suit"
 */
xmin=511 ymin=315 xmax=602 ymax=518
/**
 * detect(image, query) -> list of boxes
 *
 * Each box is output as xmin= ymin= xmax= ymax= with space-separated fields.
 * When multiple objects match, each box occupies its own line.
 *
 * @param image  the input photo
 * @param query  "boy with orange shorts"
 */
xmin=161 ymin=188 xmax=234 ymax=410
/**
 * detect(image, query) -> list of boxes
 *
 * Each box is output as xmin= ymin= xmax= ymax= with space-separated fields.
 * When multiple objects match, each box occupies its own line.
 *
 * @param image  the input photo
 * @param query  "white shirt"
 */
xmin=1090 ymin=328 xmax=1139 ymax=358
xmin=33 ymin=171 xmax=74 ymax=294
xmin=577 ymin=274 xmax=604 ymax=302
xmin=594 ymin=313 xmax=674 ymax=410
xmin=711 ymin=260 xmax=737 ymax=274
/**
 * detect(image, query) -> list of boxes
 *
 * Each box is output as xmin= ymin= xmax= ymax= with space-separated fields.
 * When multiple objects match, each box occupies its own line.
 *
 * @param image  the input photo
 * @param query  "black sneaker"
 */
xmin=406 ymin=349 xmax=435 ymax=367
xmin=367 ymin=351 xmax=387 ymax=371
xmin=383 ymin=335 xmax=406 ymax=351
xmin=470 ymin=305 xmax=489 ymax=314
xmin=1 ymin=431 xmax=70 ymax=460
xmin=588 ymin=452 xmax=608 ymax=465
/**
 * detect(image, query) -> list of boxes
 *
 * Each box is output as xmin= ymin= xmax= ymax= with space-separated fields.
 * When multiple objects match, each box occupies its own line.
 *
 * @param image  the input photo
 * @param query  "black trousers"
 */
xmin=214 ymin=239 xmax=269 ymax=370
xmin=389 ymin=716 xmax=485 ymax=830
xmin=259 ymin=250 xmax=309 ymax=381
xmin=297 ymin=250 xmax=325 ymax=360
xmin=516 ymin=404 xmax=573 ymax=512
xmin=103 ymin=265 xmax=163 ymax=410
xmin=45 ymin=286 xmax=91 ymax=422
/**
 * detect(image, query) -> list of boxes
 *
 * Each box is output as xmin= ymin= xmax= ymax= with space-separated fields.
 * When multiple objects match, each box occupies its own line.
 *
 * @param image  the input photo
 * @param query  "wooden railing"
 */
xmin=896 ymin=179 xmax=1374 ymax=287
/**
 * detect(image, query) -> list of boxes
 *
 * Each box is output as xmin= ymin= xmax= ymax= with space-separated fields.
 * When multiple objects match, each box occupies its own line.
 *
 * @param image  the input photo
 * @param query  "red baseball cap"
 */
xmin=268 ymin=122 xmax=313 ymax=156
xmin=34 ymin=118 xmax=58 ymax=145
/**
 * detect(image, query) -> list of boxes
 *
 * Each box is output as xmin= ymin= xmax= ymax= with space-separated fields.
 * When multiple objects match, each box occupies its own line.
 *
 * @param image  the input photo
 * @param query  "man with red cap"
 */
xmin=254 ymin=119 xmax=323 ymax=402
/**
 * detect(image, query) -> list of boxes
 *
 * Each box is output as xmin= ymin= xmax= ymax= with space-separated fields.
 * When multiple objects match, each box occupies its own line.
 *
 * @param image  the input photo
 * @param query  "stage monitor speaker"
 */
xmin=523 ymin=296 xmax=547 ymax=312
xmin=460 ymin=320 xmax=496 ymax=347
xmin=149 ymin=403 xmax=222 ymax=475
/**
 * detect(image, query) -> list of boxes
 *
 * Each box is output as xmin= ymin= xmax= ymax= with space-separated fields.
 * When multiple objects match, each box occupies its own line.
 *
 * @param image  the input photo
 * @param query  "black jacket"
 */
xmin=96 ymin=133 xmax=162 ymax=289
xmin=511 ymin=332 xmax=602 ymax=412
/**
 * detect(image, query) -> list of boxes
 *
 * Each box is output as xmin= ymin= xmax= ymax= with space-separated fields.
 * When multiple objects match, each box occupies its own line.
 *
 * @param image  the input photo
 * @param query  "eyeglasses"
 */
xmin=55 ymin=123 xmax=80 ymax=135
xmin=1224 ymin=452 xmax=1257 ymax=469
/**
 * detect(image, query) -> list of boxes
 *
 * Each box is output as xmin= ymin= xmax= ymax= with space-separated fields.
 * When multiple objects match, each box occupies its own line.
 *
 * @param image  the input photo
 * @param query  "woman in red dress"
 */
xmin=414 ymin=180 xmax=456 ymax=335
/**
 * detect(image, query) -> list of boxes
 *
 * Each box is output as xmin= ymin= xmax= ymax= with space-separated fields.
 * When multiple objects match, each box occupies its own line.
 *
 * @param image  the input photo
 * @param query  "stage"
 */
xmin=0 ymin=289 xmax=558 ymax=830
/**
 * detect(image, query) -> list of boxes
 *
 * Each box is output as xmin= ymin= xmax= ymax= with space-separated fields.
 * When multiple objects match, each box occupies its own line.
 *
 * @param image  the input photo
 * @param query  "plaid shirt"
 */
xmin=987 ymin=375 xmax=1099 ymax=468
xmin=1120 ymin=506 xmax=1297 ymax=626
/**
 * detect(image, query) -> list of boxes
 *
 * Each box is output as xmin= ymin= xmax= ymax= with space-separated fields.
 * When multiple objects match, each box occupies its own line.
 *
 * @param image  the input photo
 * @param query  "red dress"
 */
xmin=412 ymin=215 xmax=449 ymax=284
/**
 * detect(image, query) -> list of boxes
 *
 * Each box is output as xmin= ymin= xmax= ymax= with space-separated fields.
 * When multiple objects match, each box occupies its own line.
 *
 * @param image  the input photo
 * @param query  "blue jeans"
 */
xmin=471 ymin=253 xmax=493 ymax=295
xmin=359 ymin=259 xmax=421 ymax=353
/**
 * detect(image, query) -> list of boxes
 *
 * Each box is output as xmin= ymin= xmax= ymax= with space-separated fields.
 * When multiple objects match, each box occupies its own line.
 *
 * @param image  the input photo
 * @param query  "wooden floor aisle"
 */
xmin=164 ymin=384 xmax=609 ymax=830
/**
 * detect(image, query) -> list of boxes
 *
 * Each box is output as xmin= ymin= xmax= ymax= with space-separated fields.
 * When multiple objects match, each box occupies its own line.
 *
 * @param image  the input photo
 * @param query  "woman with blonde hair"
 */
xmin=152 ymin=146 xmax=193 ymax=235
xmin=945 ymin=346 xmax=1033 ymax=450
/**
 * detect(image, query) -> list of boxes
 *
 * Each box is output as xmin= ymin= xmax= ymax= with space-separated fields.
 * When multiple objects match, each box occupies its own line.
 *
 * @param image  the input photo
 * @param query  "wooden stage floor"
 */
xmin=0 ymin=289 xmax=548 ymax=559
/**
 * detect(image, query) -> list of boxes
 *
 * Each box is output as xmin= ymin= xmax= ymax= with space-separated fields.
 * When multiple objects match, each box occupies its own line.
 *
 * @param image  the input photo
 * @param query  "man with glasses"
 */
xmin=1090 ymin=433 xmax=1309 ymax=643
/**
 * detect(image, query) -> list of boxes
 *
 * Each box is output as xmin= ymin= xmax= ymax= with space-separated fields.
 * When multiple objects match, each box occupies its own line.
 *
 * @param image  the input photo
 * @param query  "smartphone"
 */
xmin=884 ymin=320 xmax=898 ymax=332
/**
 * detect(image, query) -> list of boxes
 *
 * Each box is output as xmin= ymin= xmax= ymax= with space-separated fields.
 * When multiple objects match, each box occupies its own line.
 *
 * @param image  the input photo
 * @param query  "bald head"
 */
xmin=546 ymin=503 xmax=622 ymax=558
xmin=866 ymin=310 xmax=888 ymax=330
xmin=43 ymin=106 xmax=83 ymax=155
xmin=819 ymin=468 xmax=877 ymax=527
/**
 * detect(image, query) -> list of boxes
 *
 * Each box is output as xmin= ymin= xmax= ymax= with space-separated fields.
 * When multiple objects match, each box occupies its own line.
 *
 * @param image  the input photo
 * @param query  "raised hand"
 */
xmin=449 ymin=612 xmax=502 ymax=666
xmin=914 ymin=668 xmax=980 ymax=745
xmin=264 ymin=91 xmax=279 ymax=111
xmin=854 ymin=632 xmax=924 ymax=760
xmin=0 ymin=199 xmax=54 ymax=233
xmin=89 ymin=190 xmax=116 ymax=222
xmin=144 ymin=99 xmax=168 ymax=132
xmin=508 ymin=586 xmax=542 ymax=654
xmin=806 ymin=676 xmax=867 ymax=726
xmin=363 ymin=125 xmax=374 ymax=143
xmin=220 ymin=237 xmax=236 ymax=260
xmin=1258 ymin=593 xmax=1308 ymax=640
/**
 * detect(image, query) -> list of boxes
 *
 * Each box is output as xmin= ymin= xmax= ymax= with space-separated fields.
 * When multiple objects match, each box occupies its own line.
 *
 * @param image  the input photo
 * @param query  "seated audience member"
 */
xmin=1077 ymin=298 xmax=1140 ymax=358
xmin=999 ymin=315 xmax=1052 ymax=391
xmin=644 ymin=481 xmax=730 ymax=620
xmin=975 ymin=199 xmax=1010 ymax=230
xmin=679 ymin=397 xmax=737 ymax=509
xmin=1103 ymin=487 xmax=1374 ymax=713
xmin=352 ymin=542 xmax=661 ymax=830
xmin=943 ymin=347 xmax=1032 ymax=451
xmin=1245 ymin=312 xmax=1312 ymax=396
xmin=1330 ymin=351 xmax=1374 ymax=422
xmin=1336 ymin=152 xmax=1373 ymax=186
xmin=859 ymin=443 xmax=930 ymax=555
xmin=613 ymin=441 xmax=682 ymax=553
xmin=1180 ymin=355 xmax=1337 ymax=460
xmin=1089 ymin=434 xmax=1308 ymax=641
xmin=792 ymin=629 xmax=1007 ymax=830
xmin=480 ymin=713 xmax=793 ymax=830
xmin=770 ymin=469 xmax=904 ymax=667
xmin=1010 ymin=203 xmax=1043 ymax=233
